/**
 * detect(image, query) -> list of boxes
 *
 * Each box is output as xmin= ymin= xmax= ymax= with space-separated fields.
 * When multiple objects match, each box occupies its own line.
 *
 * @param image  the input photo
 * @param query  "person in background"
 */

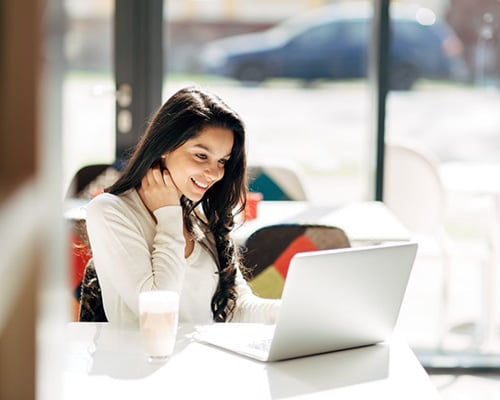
xmin=86 ymin=86 xmax=280 ymax=324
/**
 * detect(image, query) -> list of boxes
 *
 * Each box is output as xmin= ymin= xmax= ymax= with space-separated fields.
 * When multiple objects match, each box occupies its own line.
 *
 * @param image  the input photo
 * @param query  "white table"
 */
xmin=232 ymin=200 xmax=410 ymax=246
xmin=63 ymin=197 xmax=89 ymax=221
xmin=64 ymin=322 xmax=441 ymax=400
xmin=64 ymin=199 xmax=410 ymax=247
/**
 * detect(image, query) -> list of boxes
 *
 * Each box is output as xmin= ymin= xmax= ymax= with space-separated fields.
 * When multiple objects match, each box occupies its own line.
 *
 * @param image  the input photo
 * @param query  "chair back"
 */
xmin=79 ymin=259 xmax=108 ymax=322
xmin=247 ymin=162 xmax=308 ymax=201
xmin=243 ymin=224 xmax=351 ymax=298
xmin=384 ymin=140 xmax=446 ymax=235
xmin=65 ymin=163 xmax=120 ymax=199
xmin=66 ymin=163 xmax=119 ymax=319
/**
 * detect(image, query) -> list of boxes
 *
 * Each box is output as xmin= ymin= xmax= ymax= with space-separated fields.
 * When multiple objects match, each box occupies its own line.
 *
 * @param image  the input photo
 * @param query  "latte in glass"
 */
xmin=139 ymin=290 xmax=179 ymax=362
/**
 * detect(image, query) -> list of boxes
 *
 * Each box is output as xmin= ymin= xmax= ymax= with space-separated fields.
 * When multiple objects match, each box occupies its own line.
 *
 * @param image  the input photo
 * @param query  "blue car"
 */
xmin=199 ymin=2 xmax=468 ymax=90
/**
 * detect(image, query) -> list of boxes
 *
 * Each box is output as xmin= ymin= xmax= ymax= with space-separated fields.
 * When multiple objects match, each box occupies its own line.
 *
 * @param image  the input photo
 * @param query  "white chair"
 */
xmin=383 ymin=139 xmax=455 ymax=347
xmin=384 ymin=140 xmax=500 ymax=353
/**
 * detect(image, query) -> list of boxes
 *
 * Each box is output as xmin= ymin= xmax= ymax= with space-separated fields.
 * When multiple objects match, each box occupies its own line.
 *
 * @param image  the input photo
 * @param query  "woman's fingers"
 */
xmin=142 ymin=165 xmax=161 ymax=186
xmin=139 ymin=166 xmax=180 ymax=212
xmin=162 ymin=168 xmax=175 ymax=186
xmin=150 ymin=165 xmax=165 ymax=184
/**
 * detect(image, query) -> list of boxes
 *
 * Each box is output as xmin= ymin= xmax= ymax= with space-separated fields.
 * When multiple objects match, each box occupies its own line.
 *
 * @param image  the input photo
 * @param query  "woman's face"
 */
xmin=163 ymin=126 xmax=234 ymax=202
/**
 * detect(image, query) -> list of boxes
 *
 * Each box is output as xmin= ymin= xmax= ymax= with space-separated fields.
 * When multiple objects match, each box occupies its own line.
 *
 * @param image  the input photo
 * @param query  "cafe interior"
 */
xmin=1 ymin=0 xmax=500 ymax=399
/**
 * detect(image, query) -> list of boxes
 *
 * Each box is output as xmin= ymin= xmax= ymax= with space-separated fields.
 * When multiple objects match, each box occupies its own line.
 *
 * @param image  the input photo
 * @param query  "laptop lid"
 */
xmin=266 ymin=241 xmax=417 ymax=361
xmin=196 ymin=242 xmax=417 ymax=362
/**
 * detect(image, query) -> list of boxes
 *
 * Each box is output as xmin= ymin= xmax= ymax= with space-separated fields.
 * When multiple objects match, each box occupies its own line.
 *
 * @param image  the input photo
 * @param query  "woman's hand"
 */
xmin=138 ymin=166 xmax=180 ymax=212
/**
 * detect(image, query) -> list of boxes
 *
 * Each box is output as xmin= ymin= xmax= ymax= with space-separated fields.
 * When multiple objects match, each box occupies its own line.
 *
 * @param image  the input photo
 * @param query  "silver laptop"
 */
xmin=195 ymin=242 xmax=417 ymax=362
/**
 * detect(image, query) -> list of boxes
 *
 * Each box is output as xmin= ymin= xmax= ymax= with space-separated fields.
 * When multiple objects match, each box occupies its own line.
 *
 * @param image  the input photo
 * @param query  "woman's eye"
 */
xmin=219 ymin=159 xmax=228 ymax=166
xmin=195 ymin=154 xmax=207 ymax=160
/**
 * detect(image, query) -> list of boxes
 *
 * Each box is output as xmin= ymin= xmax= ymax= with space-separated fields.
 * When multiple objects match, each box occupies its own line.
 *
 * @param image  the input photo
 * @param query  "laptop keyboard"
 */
xmin=247 ymin=338 xmax=272 ymax=352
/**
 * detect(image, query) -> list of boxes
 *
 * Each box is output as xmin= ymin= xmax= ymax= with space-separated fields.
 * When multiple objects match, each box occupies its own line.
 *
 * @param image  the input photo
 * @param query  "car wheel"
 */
xmin=234 ymin=62 xmax=267 ymax=83
xmin=390 ymin=65 xmax=418 ymax=91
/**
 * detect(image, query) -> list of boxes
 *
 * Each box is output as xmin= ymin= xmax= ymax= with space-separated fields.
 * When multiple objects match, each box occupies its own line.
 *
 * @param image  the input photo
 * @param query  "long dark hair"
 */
xmin=107 ymin=86 xmax=247 ymax=322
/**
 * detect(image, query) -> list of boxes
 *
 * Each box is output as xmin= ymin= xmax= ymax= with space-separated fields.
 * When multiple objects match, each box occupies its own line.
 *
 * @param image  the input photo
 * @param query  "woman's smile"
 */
xmin=191 ymin=177 xmax=210 ymax=190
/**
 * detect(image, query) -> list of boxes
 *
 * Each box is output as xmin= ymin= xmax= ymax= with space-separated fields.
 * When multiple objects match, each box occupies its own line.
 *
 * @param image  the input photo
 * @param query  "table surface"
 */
xmin=65 ymin=199 xmax=410 ymax=246
xmin=232 ymin=200 xmax=410 ymax=245
xmin=64 ymin=322 xmax=441 ymax=400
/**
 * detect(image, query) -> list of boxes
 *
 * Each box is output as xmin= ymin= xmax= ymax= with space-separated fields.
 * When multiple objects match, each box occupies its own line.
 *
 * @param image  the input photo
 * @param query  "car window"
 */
xmin=289 ymin=22 xmax=339 ymax=48
xmin=392 ymin=20 xmax=439 ymax=45
xmin=289 ymin=18 xmax=370 ymax=48
xmin=335 ymin=19 xmax=370 ymax=44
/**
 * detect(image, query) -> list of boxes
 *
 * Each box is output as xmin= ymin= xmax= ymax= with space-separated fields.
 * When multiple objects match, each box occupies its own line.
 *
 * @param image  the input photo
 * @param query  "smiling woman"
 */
xmin=84 ymin=86 xmax=281 ymax=326
xmin=161 ymin=126 xmax=234 ymax=203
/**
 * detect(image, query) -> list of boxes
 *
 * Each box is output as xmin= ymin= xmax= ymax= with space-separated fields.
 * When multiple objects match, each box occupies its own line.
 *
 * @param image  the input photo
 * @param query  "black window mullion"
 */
xmin=114 ymin=0 xmax=163 ymax=161
xmin=371 ymin=0 xmax=390 ymax=201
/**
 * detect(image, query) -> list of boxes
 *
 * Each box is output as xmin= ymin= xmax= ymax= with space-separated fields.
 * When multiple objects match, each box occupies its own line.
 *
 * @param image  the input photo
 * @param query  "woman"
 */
xmin=86 ymin=86 xmax=280 ymax=324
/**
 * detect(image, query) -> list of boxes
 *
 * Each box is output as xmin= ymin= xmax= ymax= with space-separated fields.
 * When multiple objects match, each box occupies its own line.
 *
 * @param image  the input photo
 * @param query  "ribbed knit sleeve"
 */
xmin=86 ymin=192 xmax=188 ymax=321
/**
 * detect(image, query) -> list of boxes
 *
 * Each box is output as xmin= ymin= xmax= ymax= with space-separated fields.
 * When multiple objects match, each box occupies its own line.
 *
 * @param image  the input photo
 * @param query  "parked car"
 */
xmin=199 ymin=2 xmax=468 ymax=90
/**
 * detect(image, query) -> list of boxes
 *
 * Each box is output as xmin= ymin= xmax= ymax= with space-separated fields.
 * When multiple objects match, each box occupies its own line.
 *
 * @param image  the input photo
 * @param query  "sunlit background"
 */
xmin=2 ymin=0 xmax=498 ymax=398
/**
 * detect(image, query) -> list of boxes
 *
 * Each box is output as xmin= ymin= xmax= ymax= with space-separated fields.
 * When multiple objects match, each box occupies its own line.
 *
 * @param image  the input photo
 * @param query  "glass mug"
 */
xmin=139 ymin=290 xmax=179 ymax=362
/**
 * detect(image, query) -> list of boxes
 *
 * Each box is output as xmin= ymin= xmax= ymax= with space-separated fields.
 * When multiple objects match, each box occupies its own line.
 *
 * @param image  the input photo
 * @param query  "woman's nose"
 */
xmin=205 ymin=162 xmax=223 ymax=181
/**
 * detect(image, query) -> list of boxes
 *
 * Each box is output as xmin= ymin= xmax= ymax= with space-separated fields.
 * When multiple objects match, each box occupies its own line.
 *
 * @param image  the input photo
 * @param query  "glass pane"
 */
xmin=62 ymin=0 xmax=115 ymax=194
xmin=164 ymin=0 xmax=500 ymax=362
xmin=385 ymin=1 xmax=500 ymax=356
xmin=62 ymin=0 xmax=115 ymax=323
xmin=163 ymin=0 xmax=375 ymax=206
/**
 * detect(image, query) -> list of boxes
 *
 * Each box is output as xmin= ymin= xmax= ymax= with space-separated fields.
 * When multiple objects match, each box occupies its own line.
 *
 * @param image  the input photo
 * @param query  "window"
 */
xmin=62 ymin=0 xmax=115 ymax=193
xmin=164 ymin=1 xmax=373 ymax=206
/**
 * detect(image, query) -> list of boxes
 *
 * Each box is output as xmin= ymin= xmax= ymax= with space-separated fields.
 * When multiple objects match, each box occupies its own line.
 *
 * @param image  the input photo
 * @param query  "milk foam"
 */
xmin=139 ymin=290 xmax=179 ymax=314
